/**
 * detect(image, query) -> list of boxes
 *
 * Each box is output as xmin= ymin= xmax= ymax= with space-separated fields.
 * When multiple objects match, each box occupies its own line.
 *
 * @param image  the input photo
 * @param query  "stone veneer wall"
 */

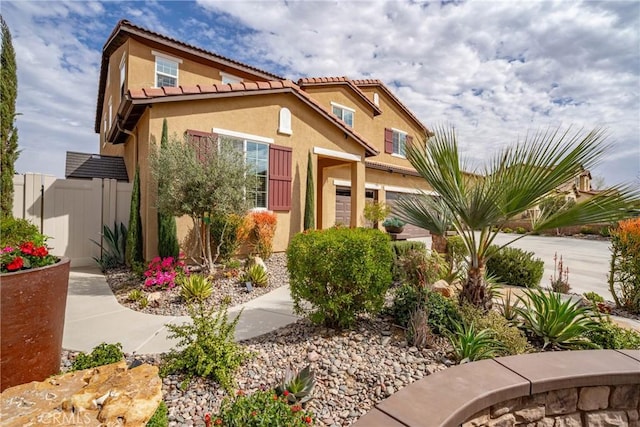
xmin=463 ymin=384 xmax=639 ymax=427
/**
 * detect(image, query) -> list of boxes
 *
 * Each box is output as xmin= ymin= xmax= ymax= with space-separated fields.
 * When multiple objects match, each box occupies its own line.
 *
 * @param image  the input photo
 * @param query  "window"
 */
xmin=119 ymin=53 xmax=126 ymax=100
xmin=384 ymin=128 xmax=413 ymax=157
xmin=108 ymin=97 xmax=112 ymax=129
xmin=331 ymin=102 xmax=354 ymax=127
xmin=220 ymin=72 xmax=243 ymax=84
xmin=373 ymin=92 xmax=379 ymax=106
xmin=219 ymin=135 xmax=269 ymax=209
xmin=152 ymin=51 xmax=182 ymax=88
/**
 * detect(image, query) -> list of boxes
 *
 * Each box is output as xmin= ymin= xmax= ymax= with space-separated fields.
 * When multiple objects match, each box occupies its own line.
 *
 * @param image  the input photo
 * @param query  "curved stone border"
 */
xmin=354 ymin=350 xmax=640 ymax=427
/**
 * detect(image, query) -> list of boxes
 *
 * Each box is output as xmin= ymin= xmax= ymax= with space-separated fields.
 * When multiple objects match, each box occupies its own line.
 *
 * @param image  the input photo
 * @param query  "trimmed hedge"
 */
xmin=486 ymin=246 xmax=544 ymax=288
xmin=287 ymin=227 xmax=393 ymax=329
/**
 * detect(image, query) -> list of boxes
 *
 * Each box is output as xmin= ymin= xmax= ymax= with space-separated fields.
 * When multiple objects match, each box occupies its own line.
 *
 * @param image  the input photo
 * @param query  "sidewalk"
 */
xmin=63 ymin=267 xmax=299 ymax=354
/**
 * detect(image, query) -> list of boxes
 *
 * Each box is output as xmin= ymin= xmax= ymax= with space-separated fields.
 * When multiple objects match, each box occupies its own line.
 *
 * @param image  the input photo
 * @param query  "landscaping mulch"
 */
xmin=105 ymin=253 xmax=289 ymax=316
xmin=62 ymin=316 xmax=451 ymax=427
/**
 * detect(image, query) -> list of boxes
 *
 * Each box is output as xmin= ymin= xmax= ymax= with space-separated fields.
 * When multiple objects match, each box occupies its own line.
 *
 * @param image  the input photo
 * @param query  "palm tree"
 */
xmin=395 ymin=126 xmax=639 ymax=310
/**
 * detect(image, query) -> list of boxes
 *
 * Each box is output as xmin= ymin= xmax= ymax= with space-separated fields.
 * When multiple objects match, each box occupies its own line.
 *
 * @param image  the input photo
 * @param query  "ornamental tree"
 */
xmin=1 ymin=16 xmax=19 ymax=218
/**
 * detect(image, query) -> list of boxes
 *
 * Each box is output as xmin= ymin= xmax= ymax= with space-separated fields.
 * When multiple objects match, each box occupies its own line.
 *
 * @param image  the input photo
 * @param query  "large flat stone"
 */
xmin=352 ymin=408 xmax=407 ymax=427
xmin=375 ymin=359 xmax=529 ymax=427
xmin=496 ymin=350 xmax=640 ymax=394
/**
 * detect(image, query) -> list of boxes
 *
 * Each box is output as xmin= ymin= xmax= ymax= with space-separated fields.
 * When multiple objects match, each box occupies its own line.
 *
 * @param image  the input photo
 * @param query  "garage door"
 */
xmin=335 ymin=187 xmax=375 ymax=227
xmin=385 ymin=191 xmax=430 ymax=238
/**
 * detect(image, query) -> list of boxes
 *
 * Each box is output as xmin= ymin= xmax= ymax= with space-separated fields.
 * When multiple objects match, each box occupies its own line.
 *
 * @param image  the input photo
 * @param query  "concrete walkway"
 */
xmin=63 ymin=267 xmax=299 ymax=354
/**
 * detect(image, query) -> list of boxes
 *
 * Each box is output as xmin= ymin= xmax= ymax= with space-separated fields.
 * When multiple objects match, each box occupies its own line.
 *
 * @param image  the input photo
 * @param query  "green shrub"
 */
xmin=502 ymin=227 xmax=513 ymax=233
xmin=389 ymin=241 xmax=426 ymax=280
xmin=515 ymin=288 xmax=600 ymax=349
xmin=126 ymin=166 xmax=144 ymax=267
xmin=0 ymin=216 xmax=42 ymax=247
xmin=211 ymin=213 xmax=245 ymax=262
xmin=71 ymin=343 xmax=124 ymax=371
xmin=608 ymin=218 xmax=640 ymax=313
xmin=389 ymin=284 xmax=461 ymax=335
xmin=92 ymin=222 xmax=127 ymax=272
xmin=459 ymin=304 xmax=532 ymax=356
xmin=287 ymin=227 xmax=393 ymax=329
xmin=583 ymin=291 xmax=604 ymax=305
xmin=180 ymin=274 xmax=213 ymax=302
xmin=382 ymin=217 xmax=405 ymax=228
xmin=486 ymin=246 xmax=544 ymax=288
xmin=585 ymin=318 xmax=640 ymax=350
xmin=445 ymin=235 xmax=468 ymax=281
xmin=146 ymin=401 xmax=168 ymax=427
xmin=157 ymin=118 xmax=180 ymax=260
xmin=214 ymin=390 xmax=314 ymax=426
xmin=398 ymin=249 xmax=445 ymax=288
xmin=599 ymin=226 xmax=611 ymax=238
xmin=161 ymin=303 xmax=250 ymax=392
xmin=515 ymin=227 xmax=527 ymax=234
xmin=128 ymin=289 xmax=143 ymax=302
xmin=447 ymin=320 xmax=506 ymax=363
xmin=244 ymin=263 xmax=268 ymax=287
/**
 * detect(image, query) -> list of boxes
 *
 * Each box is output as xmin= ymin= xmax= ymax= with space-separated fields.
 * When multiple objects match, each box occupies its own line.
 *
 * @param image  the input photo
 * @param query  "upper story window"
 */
xmin=384 ymin=128 xmax=412 ymax=157
xmin=119 ymin=53 xmax=126 ymax=100
xmin=108 ymin=97 xmax=113 ymax=129
xmin=220 ymin=72 xmax=243 ymax=85
xmin=331 ymin=102 xmax=354 ymax=127
xmin=153 ymin=51 xmax=182 ymax=88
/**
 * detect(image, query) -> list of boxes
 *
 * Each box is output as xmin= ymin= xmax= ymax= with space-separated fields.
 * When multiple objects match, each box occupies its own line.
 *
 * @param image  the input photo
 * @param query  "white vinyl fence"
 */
xmin=12 ymin=174 xmax=131 ymax=267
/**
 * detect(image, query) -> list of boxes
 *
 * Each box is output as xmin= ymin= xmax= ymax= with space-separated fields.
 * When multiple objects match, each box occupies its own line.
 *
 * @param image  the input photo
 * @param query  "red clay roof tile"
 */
xmin=143 ymin=88 xmax=165 ymax=97
xmin=162 ymin=86 xmax=183 ymax=95
xmin=297 ymin=77 xmax=382 ymax=116
xmin=197 ymin=84 xmax=218 ymax=94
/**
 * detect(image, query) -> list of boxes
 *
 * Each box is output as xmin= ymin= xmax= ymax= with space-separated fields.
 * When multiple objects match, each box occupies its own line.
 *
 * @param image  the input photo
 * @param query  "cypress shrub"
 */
xmin=157 ymin=119 xmax=179 ymax=258
xmin=1 ymin=17 xmax=19 ymax=217
xmin=126 ymin=165 xmax=144 ymax=266
xmin=303 ymin=151 xmax=315 ymax=230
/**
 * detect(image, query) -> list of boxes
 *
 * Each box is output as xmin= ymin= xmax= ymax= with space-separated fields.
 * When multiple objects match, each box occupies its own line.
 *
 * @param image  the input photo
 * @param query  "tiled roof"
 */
xmin=65 ymin=152 xmax=129 ymax=181
xmin=297 ymin=77 xmax=382 ymax=116
xmin=118 ymin=81 xmax=379 ymax=157
xmin=95 ymin=20 xmax=283 ymax=133
xmin=365 ymin=160 xmax=421 ymax=177
xmin=352 ymin=79 xmax=432 ymax=136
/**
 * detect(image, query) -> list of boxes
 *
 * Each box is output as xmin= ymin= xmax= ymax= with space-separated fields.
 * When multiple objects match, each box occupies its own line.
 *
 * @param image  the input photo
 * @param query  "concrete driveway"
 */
xmin=416 ymin=233 xmax=613 ymax=300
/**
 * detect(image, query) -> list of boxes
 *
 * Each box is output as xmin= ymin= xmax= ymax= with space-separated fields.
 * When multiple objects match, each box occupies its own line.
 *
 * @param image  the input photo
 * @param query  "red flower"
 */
xmin=7 ymin=256 xmax=24 ymax=271
xmin=251 ymin=411 xmax=257 ymax=417
xmin=291 ymin=405 xmax=302 ymax=412
xmin=236 ymin=389 xmax=245 ymax=396
xmin=20 ymin=242 xmax=35 ymax=255
xmin=283 ymin=390 xmax=290 ymax=397
xmin=204 ymin=413 xmax=211 ymax=427
xmin=33 ymin=246 xmax=48 ymax=257
xmin=304 ymin=416 xmax=312 ymax=424
xmin=214 ymin=419 xmax=222 ymax=426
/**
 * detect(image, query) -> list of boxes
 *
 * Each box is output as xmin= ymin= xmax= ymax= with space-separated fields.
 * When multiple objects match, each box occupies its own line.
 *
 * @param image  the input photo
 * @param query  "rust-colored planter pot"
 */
xmin=0 ymin=257 xmax=70 ymax=391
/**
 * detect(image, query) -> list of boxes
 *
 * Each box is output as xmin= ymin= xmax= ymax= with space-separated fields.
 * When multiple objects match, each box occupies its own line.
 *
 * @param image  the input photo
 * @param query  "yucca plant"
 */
xmin=180 ymin=274 xmax=213 ymax=302
xmin=395 ymin=125 xmax=639 ymax=309
xmin=515 ymin=288 xmax=600 ymax=349
xmin=447 ymin=320 xmax=506 ymax=364
xmin=244 ymin=264 xmax=268 ymax=287
xmin=498 ymin=289 xmax=520 ymax=323
xmin=274 ymin=365 xmax=315 ymax=405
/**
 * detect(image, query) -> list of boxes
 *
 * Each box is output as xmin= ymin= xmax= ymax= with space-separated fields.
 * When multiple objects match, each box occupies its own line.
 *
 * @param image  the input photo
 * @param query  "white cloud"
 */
xmin=3 ymin=0 xmax=638 ymax=186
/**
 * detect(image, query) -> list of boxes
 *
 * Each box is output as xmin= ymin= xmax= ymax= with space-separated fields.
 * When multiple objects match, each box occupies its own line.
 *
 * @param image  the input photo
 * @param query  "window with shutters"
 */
xmin=384 ymin=128 xmax=413 ymax=158
xmin=331 ymin=102 xmax=354 ymax=127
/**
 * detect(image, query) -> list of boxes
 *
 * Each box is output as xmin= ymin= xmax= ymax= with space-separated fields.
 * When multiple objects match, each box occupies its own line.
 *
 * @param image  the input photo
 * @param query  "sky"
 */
xmin=2 ymin=0 xmax=639 ymax=186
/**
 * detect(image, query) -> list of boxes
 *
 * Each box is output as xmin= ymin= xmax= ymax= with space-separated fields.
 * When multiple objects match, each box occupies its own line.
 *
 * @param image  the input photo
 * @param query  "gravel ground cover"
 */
xmin=62 ymin=316 xmax=450 ymax=427
xmin=105 ymin=253 xmax=289 ymax=316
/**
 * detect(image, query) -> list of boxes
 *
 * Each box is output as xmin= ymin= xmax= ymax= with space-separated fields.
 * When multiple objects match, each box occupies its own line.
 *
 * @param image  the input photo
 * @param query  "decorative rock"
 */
xmin=585 ymin=410 xmax=629 ymax=427
xmin=0 ymin=361 xmax=162 ymax=426
xmin=578 ymin=386 xmax=610 ymax=411
xmin=462 ymin=408 xmax=490 ymax=426
xmin=514 ymin=406 xmax=545 ymax=422
xmin=252 ymin=256 xmax=267 ymax=272
xmin=611 ymin=385 xmax=640 ymax=409
xmin=553 ymin=412 xmax=582 ymax=427
xmin=307 ymin=351 xmax=320 ymax=362
xmin=628 ymin=410 xmax=639 ymax=422
xmin=488 ymin=413 xmax=516 ymax=427
xmin=492 ymin=397 xmax=521 ymax=417
xmin=431 ymin=279 xmax=456 ymax=298
xmin=546 ymin=388 xmax=578 ymax=415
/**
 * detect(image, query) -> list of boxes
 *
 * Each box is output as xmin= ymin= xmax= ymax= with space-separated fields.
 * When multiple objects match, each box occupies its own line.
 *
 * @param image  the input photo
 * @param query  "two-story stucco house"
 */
xmin=96 ymin=20 xmax=434 ymax=259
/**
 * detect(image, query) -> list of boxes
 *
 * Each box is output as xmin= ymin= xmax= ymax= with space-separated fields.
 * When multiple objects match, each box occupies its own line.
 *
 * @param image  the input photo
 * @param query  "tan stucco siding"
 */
xmin=357 ymin=86 xmax=427 ymax=169
xmin=100 ymin=42 xmax=130 ymax=145
xmin=301 ymin=86 xmax=375 ymax=135
xmin=137 ymin=92 xmax=366 ymax=257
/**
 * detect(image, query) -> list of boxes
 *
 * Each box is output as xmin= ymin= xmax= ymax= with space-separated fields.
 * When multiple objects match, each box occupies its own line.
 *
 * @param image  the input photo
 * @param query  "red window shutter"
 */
xmin=384 ymin=128 xmax=393 ymax=154
xmin=268 ymin=144 xmax=292 ymax=211
xmin=186 ymin=129 xmax=216 ymax=161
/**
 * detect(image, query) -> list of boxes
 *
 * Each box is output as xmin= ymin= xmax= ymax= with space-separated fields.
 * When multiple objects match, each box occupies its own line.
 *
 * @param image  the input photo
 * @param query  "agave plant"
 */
xmin=515 ymin=288 xmax=600 ymax=349
xmin=274 ymin=365 xmax=315 ymax=405
xmin=447 ymin=320 xmax=506 ymax=364
xmin=244 ymin=264 xmax=268 ymax=287
xmin=180 ymin=274 xmax=213 ymax=302
xmin=395 ymin=125 xmax=639 ymax=310
xmin=91 ymin=222 xmax=127 ymax=271
xmin=498 ymin=289 xmax=520 ymax=323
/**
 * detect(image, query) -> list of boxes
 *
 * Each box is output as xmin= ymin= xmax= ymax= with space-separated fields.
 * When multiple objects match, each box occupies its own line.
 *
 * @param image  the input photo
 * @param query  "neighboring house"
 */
xmin=524 ymin=169 xmax=598 ymax=220
xmin=96 ymin=20 xmax=434 ymax=259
